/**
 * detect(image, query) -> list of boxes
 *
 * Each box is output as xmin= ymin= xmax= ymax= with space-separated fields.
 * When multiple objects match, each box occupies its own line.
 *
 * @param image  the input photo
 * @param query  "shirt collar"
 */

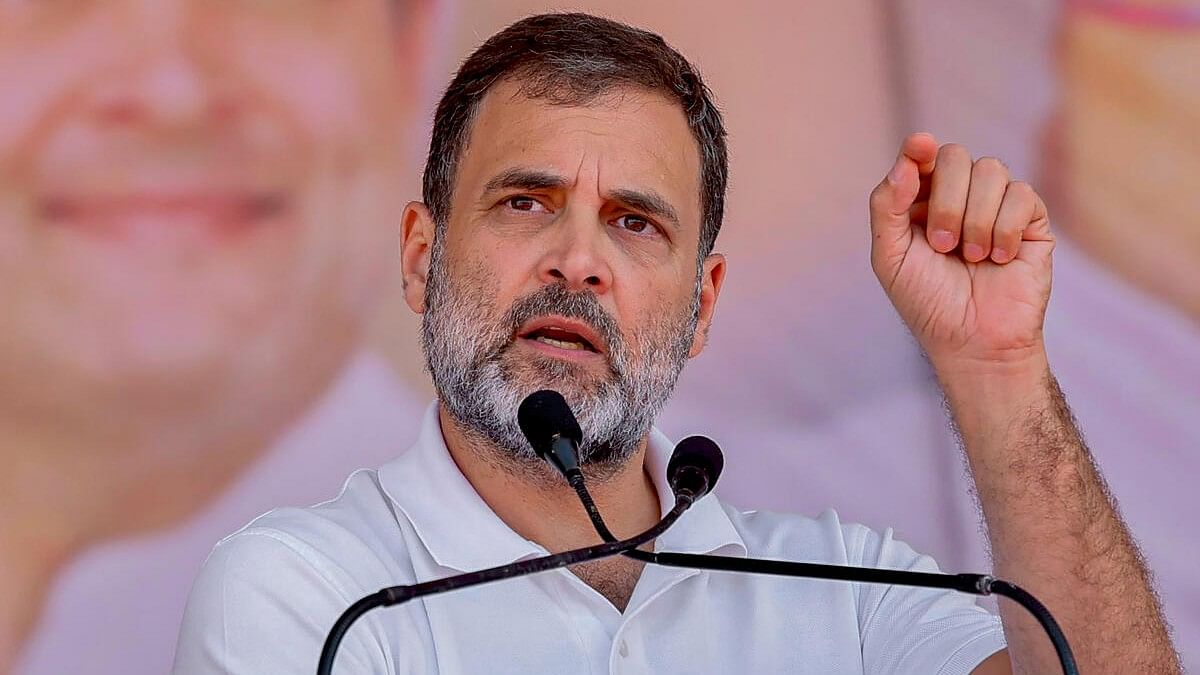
xmin=378 ymin=401 xmax=745 ymax=572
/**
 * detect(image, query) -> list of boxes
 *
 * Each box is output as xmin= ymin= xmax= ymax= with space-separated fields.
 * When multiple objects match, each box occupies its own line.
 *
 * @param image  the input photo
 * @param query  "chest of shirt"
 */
xmin=383 ymin=558 xmax=865 ymax=674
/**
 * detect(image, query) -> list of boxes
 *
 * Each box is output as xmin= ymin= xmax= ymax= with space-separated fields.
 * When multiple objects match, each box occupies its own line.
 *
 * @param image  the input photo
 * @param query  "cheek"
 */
xmin=449 ymin=225 xmax=534 ymax=289
xmin=222 ymin=14 xmax=404 ymax=152
xmin=621 ymin=282 xmax=697 ymax=351
xmin=215 ymin=21 xmax=409 ymax=308
xmin=0 ymin=13 xmax=122 ymax=182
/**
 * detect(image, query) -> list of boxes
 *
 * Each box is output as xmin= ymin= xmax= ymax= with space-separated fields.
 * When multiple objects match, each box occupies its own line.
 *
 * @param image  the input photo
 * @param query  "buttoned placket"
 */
xmin=608 ymin=562 xmax=705 ymax=674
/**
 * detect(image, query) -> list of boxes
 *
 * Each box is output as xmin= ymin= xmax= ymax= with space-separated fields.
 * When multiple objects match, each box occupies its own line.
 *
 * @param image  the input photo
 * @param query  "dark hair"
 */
xmin=422 ymin=12 xmax=728 ymax=257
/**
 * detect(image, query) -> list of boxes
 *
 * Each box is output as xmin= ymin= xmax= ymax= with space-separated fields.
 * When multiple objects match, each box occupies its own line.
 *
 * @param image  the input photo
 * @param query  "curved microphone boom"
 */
xmin=316 ymin=486 xmax=697 ymax=675
xmin=554 ymin=432 xmax=1079 ymax=675
xmin=316 ymin=390 xmax=706 ymax=675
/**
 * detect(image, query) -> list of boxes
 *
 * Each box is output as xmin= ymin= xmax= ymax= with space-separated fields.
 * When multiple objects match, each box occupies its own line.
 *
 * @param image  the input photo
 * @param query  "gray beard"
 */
xmin=420 ymin=235 xmax=699 ymax=479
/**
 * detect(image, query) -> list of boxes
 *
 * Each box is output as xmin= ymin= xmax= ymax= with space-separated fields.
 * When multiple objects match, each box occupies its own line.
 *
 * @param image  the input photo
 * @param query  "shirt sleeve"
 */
xmin=844 ymin=523 xmax=1007 ymax=675
xmin=172 ymin=528 xmax=401 ymax=675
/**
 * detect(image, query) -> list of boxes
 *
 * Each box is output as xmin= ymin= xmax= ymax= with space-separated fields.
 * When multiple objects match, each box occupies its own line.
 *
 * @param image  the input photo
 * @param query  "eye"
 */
xmin=614 ymin=214 xmax=656 ymax=235
xmin=505 ymin=196 xmax=546 ymax=212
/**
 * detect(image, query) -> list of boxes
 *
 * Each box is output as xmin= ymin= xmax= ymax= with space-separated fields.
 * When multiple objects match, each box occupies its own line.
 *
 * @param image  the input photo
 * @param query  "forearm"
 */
xmin=937 ymin=357 xmax=1179 ymax=674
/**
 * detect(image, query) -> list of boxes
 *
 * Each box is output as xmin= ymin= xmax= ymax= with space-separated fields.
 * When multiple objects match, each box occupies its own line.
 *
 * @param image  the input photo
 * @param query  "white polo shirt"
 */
xmin=174 ymin=403 xmax=1006 ymax=674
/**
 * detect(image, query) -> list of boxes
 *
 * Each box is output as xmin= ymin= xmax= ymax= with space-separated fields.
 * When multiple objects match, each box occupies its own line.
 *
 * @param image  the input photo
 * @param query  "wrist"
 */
xmin=934 ymin=349 xmax=1054 ymax=439
xmin=931 ymin=345 xmax=1050 ymax=396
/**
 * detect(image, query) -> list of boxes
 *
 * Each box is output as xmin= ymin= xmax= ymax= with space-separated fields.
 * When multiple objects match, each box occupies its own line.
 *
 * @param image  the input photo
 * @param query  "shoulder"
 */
xmin=208 ymin=467 xmax=412 ymax=589
xmin=717 ymin=500 xmax=1005 ymax=672
xmin=719 ymin=501 xmax=938 ymax=571
xmin=174 ymin=469 xmax=417 ymax=673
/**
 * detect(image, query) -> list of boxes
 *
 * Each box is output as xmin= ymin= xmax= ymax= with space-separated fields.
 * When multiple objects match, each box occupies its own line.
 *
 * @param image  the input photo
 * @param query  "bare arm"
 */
xmin=941 ymin=358 xmax=1179 ymax=674
xmin=869 ymin=132 xmax=1179 ymax=674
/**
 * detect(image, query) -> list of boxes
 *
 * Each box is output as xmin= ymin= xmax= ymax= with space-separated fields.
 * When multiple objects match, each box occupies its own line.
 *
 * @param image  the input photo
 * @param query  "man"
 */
xmin=0 ymin=1 xmax=434 ymax=671
xmin=175 ymin=13 xmax=1179 ymax=673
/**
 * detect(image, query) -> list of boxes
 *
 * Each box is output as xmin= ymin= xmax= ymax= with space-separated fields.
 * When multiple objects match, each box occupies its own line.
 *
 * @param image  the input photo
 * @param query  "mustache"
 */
xmin=494 ymin=283 xmax=625 ymax=365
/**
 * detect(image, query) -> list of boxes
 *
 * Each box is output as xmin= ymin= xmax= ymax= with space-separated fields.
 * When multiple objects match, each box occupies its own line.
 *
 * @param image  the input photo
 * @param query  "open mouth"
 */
xmin=524 ymin=326 xmax=598 ymax=352
xmin=517 ymin=317 xmax=607 ymax=358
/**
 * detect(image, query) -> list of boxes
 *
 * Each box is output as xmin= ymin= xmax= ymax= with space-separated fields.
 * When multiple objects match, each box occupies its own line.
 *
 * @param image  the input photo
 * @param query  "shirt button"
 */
xmin=618 ymin=640 xmax=630 ymax=658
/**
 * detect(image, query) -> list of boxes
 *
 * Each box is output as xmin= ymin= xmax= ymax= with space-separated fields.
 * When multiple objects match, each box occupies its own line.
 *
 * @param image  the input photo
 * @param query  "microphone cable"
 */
xmin=315 ymin=491 xmax=695 ymax=675
xmin=567 ymin=470 xmax=1079 ymax=675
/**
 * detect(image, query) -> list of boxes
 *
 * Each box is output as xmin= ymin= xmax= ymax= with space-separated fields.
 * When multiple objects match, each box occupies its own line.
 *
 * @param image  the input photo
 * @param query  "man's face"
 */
xmin=412 ymin=81 xmax=724 ymax=472
xmin=0 ymin=1 xmax=426 ymax=430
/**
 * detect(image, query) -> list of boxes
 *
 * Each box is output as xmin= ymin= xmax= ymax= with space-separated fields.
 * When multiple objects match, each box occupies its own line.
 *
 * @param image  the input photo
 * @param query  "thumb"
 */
xmin=869 ymin=133 xmax=937 ymax=278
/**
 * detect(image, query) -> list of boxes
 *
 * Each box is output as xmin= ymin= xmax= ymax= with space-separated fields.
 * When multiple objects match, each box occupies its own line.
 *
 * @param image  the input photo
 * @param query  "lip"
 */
xmin=40 ymin=190 xmax=288 ymax=239
xmin=517 ymin=315 xmax=610 ymax=359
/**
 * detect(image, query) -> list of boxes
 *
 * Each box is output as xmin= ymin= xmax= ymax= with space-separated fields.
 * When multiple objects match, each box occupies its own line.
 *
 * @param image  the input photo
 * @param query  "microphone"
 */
xmin=517 ymin=390 xmax=583 ymax=478
xmin=517 ymin=390 xmax=620 ymax=542
xmin=666 ymin=435 xmax=723 ymax=502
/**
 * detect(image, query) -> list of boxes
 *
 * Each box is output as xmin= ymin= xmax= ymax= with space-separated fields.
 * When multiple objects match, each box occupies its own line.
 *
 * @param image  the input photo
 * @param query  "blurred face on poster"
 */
xmin=1058 ymin=8 xmax=1200 ymax=318
xmin=0 ymin=0 xmax=431 ymax=533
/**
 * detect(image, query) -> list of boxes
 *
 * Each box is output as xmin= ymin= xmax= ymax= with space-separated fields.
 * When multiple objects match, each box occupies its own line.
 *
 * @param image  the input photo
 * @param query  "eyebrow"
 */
xmin=608 ymin=188 xmax=680 ymax=231
xmin=482 ymin=167 xmax=682 ymax=230
xmin=483 ymin=168 xmax=569 ymax=194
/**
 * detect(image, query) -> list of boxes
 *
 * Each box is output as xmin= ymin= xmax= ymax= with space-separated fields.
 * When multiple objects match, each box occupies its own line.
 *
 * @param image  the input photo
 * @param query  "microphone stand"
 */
xmin=567 ymin=476 xmax=1080 ymax=675
xmin=315 ymin=494 xmax=694 ymax=675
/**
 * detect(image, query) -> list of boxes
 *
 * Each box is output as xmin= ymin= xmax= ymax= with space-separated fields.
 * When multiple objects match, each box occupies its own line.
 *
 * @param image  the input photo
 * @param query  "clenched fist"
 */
xmin=869 ymin=132 xmax=1055 ymax=371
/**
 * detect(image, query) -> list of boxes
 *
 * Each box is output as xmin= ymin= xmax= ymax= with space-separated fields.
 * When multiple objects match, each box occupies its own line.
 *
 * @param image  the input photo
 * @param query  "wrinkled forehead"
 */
xmin=457 ymin=80 xmax=704 ymax=222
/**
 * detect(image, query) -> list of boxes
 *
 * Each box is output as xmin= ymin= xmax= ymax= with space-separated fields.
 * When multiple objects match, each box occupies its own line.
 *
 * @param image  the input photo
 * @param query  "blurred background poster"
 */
xmin=2 ymin=1 xmax=1194 ymax=673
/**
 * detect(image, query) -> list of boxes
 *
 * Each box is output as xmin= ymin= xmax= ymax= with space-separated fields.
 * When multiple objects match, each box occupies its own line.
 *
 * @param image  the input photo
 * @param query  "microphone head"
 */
xmin=517 ymin=390 xmax=583 ymax=461
xmin=667 ymin=436 xmax=724 ymax=500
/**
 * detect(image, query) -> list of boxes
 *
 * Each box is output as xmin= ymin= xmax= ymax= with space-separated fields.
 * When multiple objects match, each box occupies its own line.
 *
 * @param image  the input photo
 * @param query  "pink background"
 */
xmin=8 ymin=1 xmax=1197 ymax=672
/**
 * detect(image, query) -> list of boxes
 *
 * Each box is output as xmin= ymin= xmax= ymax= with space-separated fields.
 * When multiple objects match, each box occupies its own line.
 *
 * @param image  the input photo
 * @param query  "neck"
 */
xmin=0 ymin=471 xmax=78 ymax=675
xmin=437 ymin=405 xmax=661 ymax=553
xmin=0 ymin=427 xmax=97 ymax=673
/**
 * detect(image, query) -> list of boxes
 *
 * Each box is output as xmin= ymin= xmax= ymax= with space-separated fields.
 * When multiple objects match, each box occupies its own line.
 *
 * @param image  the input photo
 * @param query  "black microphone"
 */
xmin=560 ymin=436 xmax=1079 ymax=675
xmin=666 ymin=435 xmax=723 ymax=502
xmin=517 ymin=390 xmax=622 ymax=542
xmin=517 ymin=390 xmax=583 ymax=478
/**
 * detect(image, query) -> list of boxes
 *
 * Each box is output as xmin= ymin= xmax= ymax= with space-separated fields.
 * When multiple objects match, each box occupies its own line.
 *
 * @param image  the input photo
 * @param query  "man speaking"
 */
xmin=175 ymin=13 xmax=1178 ymax=674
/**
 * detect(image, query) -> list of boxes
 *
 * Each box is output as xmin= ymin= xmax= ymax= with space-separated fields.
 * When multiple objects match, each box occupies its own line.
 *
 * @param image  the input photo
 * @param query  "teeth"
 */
xmin=534 ymin=335 xmax=586 ymax=350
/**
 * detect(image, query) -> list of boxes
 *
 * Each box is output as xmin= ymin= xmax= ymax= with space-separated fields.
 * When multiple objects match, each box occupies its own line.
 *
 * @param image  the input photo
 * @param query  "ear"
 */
xmin=400 ymin=201 xmax=436 ymax=314
xmin=688 ymin=253 xmax=727 ymax=358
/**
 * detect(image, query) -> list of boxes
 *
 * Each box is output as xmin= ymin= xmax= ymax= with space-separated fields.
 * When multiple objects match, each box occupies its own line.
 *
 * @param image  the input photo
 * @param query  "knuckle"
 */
xmin=938 ymin=143 xmax=970 ymax=162
xmin=927 ymin=205 xmax=961 ymax=230
xmin=973 ymin=156 xmax=1009 ymax=179
xmin=961 ymin=213 xmax=988 ymax=236
xmin=869 ymin=184 xmax=889 ymax=211
xmin=1007 ymin=179 xmax=1035 ymax=200
xmin=996 ymin=224 xmax=1021 ymax=243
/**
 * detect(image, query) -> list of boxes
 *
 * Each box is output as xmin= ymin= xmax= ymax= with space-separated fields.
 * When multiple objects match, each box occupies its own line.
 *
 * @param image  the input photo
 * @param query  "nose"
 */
xmin=538 ymin=208 xmax=614 ymax=294
xmin=90 ymin=2 xmax=234 ymax=129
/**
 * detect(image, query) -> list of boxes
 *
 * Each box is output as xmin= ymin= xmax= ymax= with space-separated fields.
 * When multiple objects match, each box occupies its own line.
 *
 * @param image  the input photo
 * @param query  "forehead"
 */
xmin=457 ymin=80 xmax=702 ymax=216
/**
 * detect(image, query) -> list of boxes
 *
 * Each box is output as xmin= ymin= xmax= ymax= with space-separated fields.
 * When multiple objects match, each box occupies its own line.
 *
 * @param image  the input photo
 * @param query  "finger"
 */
xmin=926 ymin=143 xmax=972 ymax=253
xmin=962 ymin=157 xmax=1009 ymax=262
xmin=901 ymin=132 xmax=939 ymax=176
xmin=1026 ymin=191 xmax=1053 ymax=242
xmin=990 ymin=180 xmax=1035 ymax=264
xmin=870 ymin=134 xmax=936 ymax=244
xmin=869 ymin=154 xmax=919 ymax=252
xmin=869 ymin=132 xmax=938 ymax=277
xmin=1012 ymin=190 xmax=1055 ymax=268
xmin=908 ymin=201 xmax=929 ymax=226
